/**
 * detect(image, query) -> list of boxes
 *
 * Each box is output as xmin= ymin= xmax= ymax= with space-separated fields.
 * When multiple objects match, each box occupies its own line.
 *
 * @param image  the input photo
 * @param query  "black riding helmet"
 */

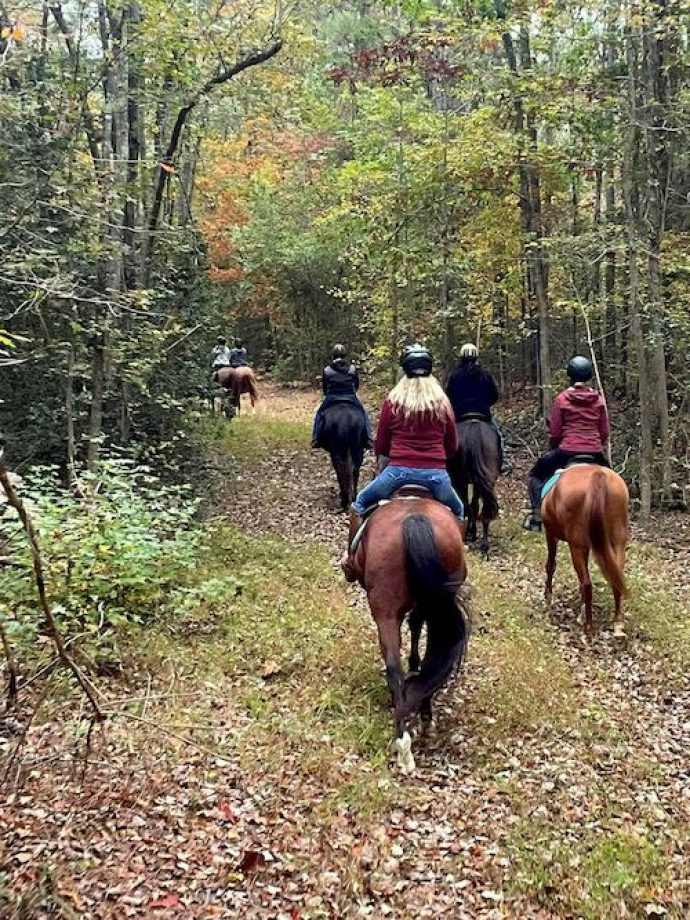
xmin=234 ymin=337 xmax=243 ymax=348
xmin=401 ymin=343 xmax=433 ymax=378
xmin=217 ymin=335 xmax=226 ymax=344
xmin=332 ymin=343 xmax=347 ymax=359
xmin=567 ymin=355 xmax=593 ymax=383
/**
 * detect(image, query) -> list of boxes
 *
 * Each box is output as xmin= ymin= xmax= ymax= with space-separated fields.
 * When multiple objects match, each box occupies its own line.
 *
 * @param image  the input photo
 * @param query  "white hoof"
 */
xmin=613 ymin=622 xmax=626 ymax=640
xmin=395 ymin=731 xmax=415 ymax=775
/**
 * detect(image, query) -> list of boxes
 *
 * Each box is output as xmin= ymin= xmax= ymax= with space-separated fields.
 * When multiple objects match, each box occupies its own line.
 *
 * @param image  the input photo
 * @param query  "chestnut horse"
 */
xmin=215 ymin=366 xmax=258 ymax=417
xmin=542 ymin=465 xmax=629 ymax=638
xmin=344 ymin=494 xmax=468 ymax=773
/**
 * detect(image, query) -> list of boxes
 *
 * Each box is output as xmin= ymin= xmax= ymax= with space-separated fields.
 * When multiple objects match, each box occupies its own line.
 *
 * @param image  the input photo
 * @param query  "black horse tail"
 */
xmin=402 ymin=514 xmax=467 ymax=711
xmin=463 ymin=422 xmax=499 ymax=520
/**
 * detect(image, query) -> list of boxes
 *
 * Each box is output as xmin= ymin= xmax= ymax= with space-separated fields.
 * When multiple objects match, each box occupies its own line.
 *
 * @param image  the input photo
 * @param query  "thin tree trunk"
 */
xmin=623 ymin=23 xmax=652 ymax=520
xmin=87 ymin=342 xmax=106 ymax=471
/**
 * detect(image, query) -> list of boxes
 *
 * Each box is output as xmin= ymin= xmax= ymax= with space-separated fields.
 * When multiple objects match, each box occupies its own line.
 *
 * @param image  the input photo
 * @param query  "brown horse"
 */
xmin=344 ymin=493 xmax=468 ymax=772
xmin=542 ymin=465 xmax=629 ymax=638
xmin=448 ymin=419 xmax=500 ymax=557
xmin=215 ymin=366 xmax=259 ymax=417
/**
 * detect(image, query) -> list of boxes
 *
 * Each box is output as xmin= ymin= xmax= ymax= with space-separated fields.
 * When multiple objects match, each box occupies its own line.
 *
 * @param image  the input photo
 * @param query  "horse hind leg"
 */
xmin=374 ymin=613 xmax=414 ymax=774
xmin=569 ymin=544 xmax=593 ymax=638
xmin=545 ymin=530 xmax=558 ymax=609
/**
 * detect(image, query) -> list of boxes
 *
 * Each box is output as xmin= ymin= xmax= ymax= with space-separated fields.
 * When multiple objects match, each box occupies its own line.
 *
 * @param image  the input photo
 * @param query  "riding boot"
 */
xmin=522 ymin=476 xmax=543 ymax=531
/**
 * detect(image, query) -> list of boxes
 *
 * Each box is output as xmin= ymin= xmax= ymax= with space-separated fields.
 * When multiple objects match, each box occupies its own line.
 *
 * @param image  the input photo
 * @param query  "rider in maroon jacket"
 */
xmin=523 ymin=356 xmax=610 ymax=531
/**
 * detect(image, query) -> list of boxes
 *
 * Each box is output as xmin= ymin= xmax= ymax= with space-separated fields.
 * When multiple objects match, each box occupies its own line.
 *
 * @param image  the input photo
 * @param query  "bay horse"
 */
xmin=344 ymin=494 xmax=468 ymax=773
xmin=542 ymin=464 xmax=629 ymax=638
xmin=448 ymin=418 xmax=500 ymax=557
xmin=215 ymin=366 xmax=258 ymax=418
xmin=321 ymin=401 xmax=367 ymax=511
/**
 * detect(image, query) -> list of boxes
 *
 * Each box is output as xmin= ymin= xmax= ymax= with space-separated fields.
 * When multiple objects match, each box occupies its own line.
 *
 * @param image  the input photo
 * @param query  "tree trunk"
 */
xmin=87 ymin=342 xmax=106 ymax=471
xmin=642 ymin=0 xmax=671 ymax=500
xmin=623 ymin=24 xmax=652 ymax=520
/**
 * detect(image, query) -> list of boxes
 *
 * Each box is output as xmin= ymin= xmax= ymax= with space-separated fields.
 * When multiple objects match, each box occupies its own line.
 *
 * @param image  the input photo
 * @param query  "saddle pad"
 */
xmin=541 ymin=469 xmax=565 ymax=500
xmin=541 ymin=461 xmax=601 ymax=501
xmin=349 ymin=495 xmax=426 ymax=554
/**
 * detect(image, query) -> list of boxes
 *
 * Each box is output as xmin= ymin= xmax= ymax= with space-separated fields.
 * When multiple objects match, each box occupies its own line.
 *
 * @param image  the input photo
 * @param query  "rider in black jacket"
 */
xmin=445 ymin=343 xmax=510 ymax=473
xmin=312 ymin=345 xmax=373 ymax=448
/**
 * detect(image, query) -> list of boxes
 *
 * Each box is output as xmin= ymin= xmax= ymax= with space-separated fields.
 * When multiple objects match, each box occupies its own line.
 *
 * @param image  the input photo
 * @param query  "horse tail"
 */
xmin=462 ymin=423 xmax=499 ymax=520
xmin=587 ymin=470 xmax=629 ymax=598
xmin=402 ymin=514 xmax=467 ymax=711
xmin=248 ymin=370 xmax=259 ymax=402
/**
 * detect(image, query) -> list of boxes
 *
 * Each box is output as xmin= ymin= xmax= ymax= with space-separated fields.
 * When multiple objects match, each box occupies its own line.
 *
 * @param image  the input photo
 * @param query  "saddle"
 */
xmin=457 ymin=412 xmax=487 ymax=423
xmin=349 ymin=486 xmax=432 ymax=553
xmin=541 ymin=456 xmax=604 ymax=500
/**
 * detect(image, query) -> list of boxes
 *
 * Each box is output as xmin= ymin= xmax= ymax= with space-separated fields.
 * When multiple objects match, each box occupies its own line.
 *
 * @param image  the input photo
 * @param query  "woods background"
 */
xmin=1 ymin=0 xmax=689 ymax=516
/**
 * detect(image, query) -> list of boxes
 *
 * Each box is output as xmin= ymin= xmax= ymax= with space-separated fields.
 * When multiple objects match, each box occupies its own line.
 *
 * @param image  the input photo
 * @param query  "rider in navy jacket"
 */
xmin=312 ymin=345 xmax=373 ymax=449
xmin=445 ymin=343 xmax=509 ymax=473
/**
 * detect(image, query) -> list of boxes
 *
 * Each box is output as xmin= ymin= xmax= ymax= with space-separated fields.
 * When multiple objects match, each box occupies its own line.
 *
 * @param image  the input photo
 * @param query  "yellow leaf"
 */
xmin=160 ymin=162 xmax=176 ymax=174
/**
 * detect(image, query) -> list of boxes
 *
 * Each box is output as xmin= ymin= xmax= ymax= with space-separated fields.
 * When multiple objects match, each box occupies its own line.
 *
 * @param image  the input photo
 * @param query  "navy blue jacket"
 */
xmin=445 ymin=363 xmax=499 ymax=419
xmin=322 ymin=359 xmax=359 ymax=397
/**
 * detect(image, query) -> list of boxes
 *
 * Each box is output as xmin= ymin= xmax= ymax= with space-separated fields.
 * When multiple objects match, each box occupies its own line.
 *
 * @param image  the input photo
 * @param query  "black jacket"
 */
xmin=322 ymin=358 xmax=359 ymax=396
xmin=445 ymin=363 xmax=499 ymax=419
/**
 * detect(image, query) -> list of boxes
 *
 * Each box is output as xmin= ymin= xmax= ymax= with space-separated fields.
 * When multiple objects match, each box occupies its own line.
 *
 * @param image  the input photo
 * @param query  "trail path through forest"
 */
xmin=2 ymin=384 xmax=689 ymax=919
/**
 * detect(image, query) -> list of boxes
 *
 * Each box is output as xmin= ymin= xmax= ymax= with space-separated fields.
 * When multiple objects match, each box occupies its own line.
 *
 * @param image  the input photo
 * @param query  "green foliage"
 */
xmin=0 ymin=462 xmax=202 ymax=655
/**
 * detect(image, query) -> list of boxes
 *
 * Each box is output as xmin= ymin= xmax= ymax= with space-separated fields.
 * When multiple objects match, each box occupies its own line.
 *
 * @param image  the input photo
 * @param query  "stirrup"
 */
xmin=522 ymin=512 xmax=542 ymax=532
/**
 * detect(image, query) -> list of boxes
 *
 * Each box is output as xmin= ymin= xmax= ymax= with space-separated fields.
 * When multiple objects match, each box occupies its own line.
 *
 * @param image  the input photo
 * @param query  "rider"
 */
xmin=229 ymin=338 xmax=248 ymax=368
xmin=445 ymin=342 xmax=509 ymax=473
xmin=211 ymin=335 xmax=232 ymax=382
xmin=311 ymin=344 xmax=373 ymax=449
xmin=348 ymin=343 xmax=465 ymax=525
xmin=523 ymin=355 xmax=610 ymax=532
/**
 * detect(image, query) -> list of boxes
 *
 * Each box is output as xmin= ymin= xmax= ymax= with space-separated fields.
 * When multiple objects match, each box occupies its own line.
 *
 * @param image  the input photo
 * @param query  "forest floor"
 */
xmin=1 ymin=383 xmax=689 ymax=919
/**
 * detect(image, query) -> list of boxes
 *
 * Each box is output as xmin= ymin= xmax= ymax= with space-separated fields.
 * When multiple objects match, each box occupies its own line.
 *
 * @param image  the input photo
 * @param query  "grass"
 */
xmin=508 ymin=821 xmax=671 ymax=919
xmin=194 ymin=414 xmax=310 ymax=464
xmin=497 ymin=513 xmax=690 ymax=675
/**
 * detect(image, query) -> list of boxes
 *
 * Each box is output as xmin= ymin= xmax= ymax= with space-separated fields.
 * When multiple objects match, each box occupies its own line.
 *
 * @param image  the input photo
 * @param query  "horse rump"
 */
xmin=458 ymin=422 xmax=499 ymax=520
xmin=322 ymin=402 xmax=366 ymax=508
xmin=402 ymin=514 xmax=466 ymax=711
xmin=586 ymin=470 xmax=629 ymax=599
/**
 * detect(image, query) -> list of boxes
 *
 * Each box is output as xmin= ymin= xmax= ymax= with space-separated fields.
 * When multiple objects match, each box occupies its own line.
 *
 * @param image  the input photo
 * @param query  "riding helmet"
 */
xmin=332 ymin=343 xmax=347 ymax=359
xmin=401 ymin=343 xmax=433 ymax=378
xmin=217 ymin=335 xmax=226 ymax=344
xmin=460 ymin=342 xmax=478 ymax=360
xmin=566 ymin=355 xmax=593 ymax=382
xmin=234 ymin=338 xmax=243 ymax=347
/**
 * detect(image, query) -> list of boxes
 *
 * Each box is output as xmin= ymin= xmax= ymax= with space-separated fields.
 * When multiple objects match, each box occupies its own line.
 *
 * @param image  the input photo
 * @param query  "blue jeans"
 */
xmin=312 ymin=395 xmax=373 ymax=443
xmin=352 ymin=466 xmax=465 ymax=520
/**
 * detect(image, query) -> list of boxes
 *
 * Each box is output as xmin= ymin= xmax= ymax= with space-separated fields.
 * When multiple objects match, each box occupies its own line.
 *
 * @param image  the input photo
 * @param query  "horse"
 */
xmin=321 ymin=401 xmax=367 ymax=511
xmin=215 ymin=366 xmax=259 ymax=418
xmin=541 ymin=464 xmax=629 ymax=638
xmin=448 ymin=418 xmax=500 ymax=557
xmin=344 ymin=493 xmax=468 ymax=773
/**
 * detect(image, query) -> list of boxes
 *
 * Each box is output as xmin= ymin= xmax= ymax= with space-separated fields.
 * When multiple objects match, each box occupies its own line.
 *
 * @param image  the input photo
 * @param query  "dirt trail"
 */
xmin=2 ymin=383 xmax=688 ymax=919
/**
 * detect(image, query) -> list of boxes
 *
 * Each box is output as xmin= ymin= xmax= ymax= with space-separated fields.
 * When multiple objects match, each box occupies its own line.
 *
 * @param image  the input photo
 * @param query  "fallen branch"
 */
xmin=0 ymin=446 xmax=104 ymax=723
xmin=0 ymin=620 xmax=18 ymax=712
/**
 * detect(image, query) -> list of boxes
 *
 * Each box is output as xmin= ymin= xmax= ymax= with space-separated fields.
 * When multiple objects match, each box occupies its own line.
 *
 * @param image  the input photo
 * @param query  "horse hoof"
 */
xmin=612 ymin=624 xmax=627 ymax=641
xmin=395 ymin=731 xmax=415 ymax=775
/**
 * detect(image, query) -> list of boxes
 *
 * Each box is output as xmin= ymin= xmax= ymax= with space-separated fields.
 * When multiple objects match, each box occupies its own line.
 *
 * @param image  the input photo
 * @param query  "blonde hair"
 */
xmin=388 ymin=374 xmax=453 ymax=422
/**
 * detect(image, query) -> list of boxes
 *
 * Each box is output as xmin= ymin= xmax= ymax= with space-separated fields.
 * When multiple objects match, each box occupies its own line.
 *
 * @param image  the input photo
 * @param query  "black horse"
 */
xmin=448 ymin=419 xmax=500 ymax=557
xmin=321 ymin=401 xmax=368 ymax=511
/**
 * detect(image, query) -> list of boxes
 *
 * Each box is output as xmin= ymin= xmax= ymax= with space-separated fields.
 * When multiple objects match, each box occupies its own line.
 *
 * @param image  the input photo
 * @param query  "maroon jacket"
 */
xmin=549 ymin=386 xmax=609 ymax=453
xmin=375 ymin=399 xmax=458 ymax=469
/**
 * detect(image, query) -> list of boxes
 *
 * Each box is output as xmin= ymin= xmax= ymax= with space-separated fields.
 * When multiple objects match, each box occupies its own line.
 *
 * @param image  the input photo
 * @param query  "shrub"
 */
xmin=0 ymin=460 xmax=202 ymax=657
